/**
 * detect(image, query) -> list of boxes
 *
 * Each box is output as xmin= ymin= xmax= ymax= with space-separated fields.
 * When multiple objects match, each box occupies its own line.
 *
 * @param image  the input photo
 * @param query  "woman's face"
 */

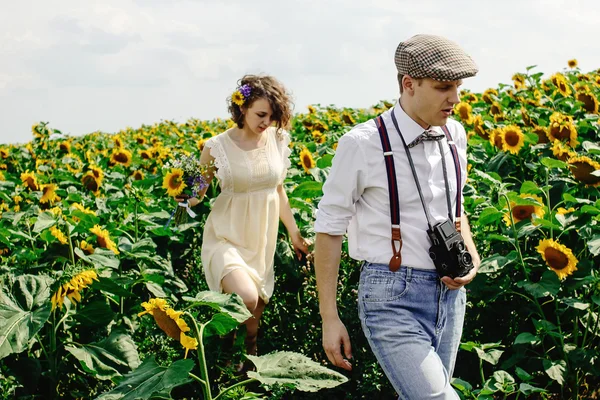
xmin=243 ymin=98 xmax=273 ymax=136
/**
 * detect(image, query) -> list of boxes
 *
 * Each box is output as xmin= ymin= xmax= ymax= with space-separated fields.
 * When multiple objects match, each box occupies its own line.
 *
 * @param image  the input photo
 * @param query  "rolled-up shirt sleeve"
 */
xmin=314 ymin=133 xmax=367 ymax=235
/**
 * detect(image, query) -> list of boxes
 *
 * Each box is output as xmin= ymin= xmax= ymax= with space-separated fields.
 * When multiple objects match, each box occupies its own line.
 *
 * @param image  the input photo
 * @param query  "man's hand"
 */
xmin=322 ymin=316 xmax=353 ymax=371
xmin=441 ymin=258 xmax=480 ymax=290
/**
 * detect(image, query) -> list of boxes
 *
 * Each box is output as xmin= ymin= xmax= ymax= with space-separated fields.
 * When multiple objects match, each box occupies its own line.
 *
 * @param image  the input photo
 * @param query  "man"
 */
xmin=314 ymin=34 xmax=482 ymax=399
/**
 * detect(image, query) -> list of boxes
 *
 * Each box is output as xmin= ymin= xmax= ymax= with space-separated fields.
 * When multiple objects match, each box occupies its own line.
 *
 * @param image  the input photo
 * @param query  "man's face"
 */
xmin=406 ymin=77 xmax=462 ymax=128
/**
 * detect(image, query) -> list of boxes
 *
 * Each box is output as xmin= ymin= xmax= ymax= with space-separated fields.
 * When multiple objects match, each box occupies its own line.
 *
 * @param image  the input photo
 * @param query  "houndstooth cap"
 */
xmin=394 ymin=34 xmax=478 ymax=81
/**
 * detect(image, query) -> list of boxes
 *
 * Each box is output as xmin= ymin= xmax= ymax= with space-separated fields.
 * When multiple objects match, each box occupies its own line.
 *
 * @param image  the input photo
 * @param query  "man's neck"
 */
xmin=398 ymin=96 xmax=430 ymax=130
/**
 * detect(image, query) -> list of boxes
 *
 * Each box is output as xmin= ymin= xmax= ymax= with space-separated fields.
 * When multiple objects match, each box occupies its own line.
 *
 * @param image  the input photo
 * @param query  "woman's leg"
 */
xmin=221 ymin=269 xmax=264 ymax=355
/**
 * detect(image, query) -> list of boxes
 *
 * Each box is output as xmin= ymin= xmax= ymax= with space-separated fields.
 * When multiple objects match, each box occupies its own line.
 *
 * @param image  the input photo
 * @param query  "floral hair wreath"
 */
xmin=231 ymin=84 xmax=252 ymax=106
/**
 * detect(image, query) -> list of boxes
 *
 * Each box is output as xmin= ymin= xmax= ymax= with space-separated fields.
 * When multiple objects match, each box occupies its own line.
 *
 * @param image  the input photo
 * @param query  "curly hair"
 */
xmin=227 ymin=75 xmax=293 ymax=136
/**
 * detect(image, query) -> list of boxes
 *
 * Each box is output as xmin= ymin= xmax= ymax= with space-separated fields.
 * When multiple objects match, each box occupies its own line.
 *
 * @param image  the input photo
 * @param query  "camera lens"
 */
xmin=456 ymin=242 xmax=465 ymax=251
xmin=461 ymin=252 xmax=473 ymax=267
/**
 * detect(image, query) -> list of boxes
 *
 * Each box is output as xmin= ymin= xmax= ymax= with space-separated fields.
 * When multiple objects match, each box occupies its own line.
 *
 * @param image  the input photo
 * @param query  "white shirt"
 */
xmin=314 ymin=104 xmax=468 ymax=269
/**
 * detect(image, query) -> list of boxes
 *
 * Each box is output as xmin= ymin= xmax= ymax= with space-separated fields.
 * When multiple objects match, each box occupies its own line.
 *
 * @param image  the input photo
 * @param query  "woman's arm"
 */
xmin=277 ymin=184 xmax=309 ymax=259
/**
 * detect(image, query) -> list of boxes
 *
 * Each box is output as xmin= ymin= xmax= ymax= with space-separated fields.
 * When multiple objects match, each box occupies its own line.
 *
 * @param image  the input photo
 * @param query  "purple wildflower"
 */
xmin=239 ymin=84 xmax=252 ymax=98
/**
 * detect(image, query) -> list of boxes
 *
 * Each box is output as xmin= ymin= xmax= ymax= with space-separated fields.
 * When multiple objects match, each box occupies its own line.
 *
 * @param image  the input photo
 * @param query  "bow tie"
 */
xmin=408 ymin=129 xmax=446 ymax=148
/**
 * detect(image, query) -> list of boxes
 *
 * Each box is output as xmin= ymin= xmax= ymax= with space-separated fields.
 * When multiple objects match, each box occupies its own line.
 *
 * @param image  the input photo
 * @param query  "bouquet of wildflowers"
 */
xmin=162 ymin=153 xmax=210 ymax=227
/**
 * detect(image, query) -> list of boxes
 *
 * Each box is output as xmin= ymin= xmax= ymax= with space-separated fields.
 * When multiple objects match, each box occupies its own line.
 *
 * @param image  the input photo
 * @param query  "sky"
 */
xmin=1 ymin=0 xmax=599 ymax=145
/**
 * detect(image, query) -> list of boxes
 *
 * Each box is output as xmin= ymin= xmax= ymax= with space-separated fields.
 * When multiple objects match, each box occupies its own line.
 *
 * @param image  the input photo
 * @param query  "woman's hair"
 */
xmin=227 ymin=75 xmax=293 ymax=134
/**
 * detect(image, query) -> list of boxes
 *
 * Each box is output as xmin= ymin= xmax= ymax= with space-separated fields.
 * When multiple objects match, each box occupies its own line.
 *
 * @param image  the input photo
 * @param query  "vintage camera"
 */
xmin=427 ymin=219 xmax=473 ymax=278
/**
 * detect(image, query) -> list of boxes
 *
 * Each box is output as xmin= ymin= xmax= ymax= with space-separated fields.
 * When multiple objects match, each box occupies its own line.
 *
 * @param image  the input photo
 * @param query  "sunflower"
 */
xmin=0 ymin=171 xmax=4 ymax=181
xmin=0 ymin=148 xmax=8 ymax=159
xmin=557 ymin=207 xmax=575 ymax=215
xmin=162 ymin=168 xmax=187 ymax=197
xmin=89 ymin=166 xmax=104 ymax=182
xmin=567 ymin=155 xmax=600 ymax=187
xmin=51 ymin=269 xmax=99 ymax=311
xmin=313 ymin=120 xmax=328 ymax=132
xmin=533 ymin=125 xmax=549 ymax=144
xmin=471 ymin=115 xmax=487 ymax=138
xmin=551 ymin=140 xmax=576 ymax=161
xmin=139 ymin=149 xmax=153 ymax=160
xmin=90 ymin=225 xmax=119 ymax=254
xmin=110 ymin=148 xmax=133 ymax=167
xmin=332 ymin=142 xmax=338 ymax=151
xmin=134 ymin=135 xmax=147 ymax=145
xmin=568 ymin=59 xmax=578 ymax=68
xmin=79 ymin=240 xmax=94 ymax=255
xmin=132 ymin=170 xmax=144 ymax=181
xmin=342 ymin=112 xmax=355 ymax=125
xmin=197 ymin=138 xmax=206 ymax=152
xmin=299 ymin=148 xmax=316 ymax=173
xmin=114 ymin=136 xmax=124 ymax=148
xmin=71 ymin=203 xmax=96 ymax=216
xmin=307 ymin=105 xmax=316 ymax=114
xmin=576 ymin=90 xmax=599 ymax=113
xmin=490 ymin=102 xmax=502 ymax=116
xmin=503 ymin=193 xmax=545 ymax=226
xmin=40 ymin=184 xmax=59 ymax=204
xmin=548 ymin=112 xmax=579 ymax=147
xmin=500 ymin=125 xmax=525 ymax=155
xmin=231 ymin=91 xmax=245 ymax=106
xmin=58 ymin=141 xmax=71 ymax=153
xmin=138 ymin=298 xmax=198 ymax=358
xmin=21 ymin=171 xmax=39 ymax=191
xmin=488 ymin=129 xmax=504 ymax=149
xmin=82 ymin=172 xmax=101 ymax=194
xmin=512 ymin=73 xmax=526 ymax=90
xmin=536 ymin=239 xmax=578 ymax=280
xmin=49 ymin=225 xmax=68 ymax=245
xmin=454 ymin=102 xmax=473 ymax=124
xmin=462 ymin=93 xmax=478 ymax=103
xmin=551 ymin=73 xmax=572 ymax=97
xmin=521 ymin=107 xmax=533 ymax=127
xmin=482 ymin=88 xmax=498 ymax=104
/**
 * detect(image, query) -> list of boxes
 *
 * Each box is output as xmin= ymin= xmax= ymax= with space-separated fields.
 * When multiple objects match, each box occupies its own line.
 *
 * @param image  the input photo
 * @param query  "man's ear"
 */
xmin=403 ymin=75 xmax=416 ymax=95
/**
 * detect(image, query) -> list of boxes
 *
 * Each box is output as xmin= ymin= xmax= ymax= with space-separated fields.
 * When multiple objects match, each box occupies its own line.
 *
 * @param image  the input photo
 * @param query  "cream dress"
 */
xmin=201 ymin=127 xmax=291 ymax=303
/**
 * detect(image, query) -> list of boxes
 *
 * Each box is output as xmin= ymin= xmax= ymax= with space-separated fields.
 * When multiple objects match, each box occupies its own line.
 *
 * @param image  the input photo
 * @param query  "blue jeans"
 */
xmin=358 ymin=262 xmax=466 ymax=399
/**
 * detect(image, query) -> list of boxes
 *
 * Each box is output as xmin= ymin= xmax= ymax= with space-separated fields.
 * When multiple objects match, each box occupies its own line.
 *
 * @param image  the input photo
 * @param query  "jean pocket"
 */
xmin=360 ymin=268 xmax=411 ymax=303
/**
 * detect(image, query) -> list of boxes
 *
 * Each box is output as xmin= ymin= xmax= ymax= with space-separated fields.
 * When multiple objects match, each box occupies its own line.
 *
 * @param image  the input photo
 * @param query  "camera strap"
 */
xmin=389 ymin=110 xmax=462 ymax=226
xmin=374 ymin=110 xmax=463 ymax=271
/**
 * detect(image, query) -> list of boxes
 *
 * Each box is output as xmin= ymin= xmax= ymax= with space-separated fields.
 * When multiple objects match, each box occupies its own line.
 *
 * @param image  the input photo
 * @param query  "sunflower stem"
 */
xmin=188 ymin=313 xmax=212 ymax=400
xmin=214 ymin=379 xmax=258 ymax=400
xmin=67 ymin=227 xmax=76 ymax=268
xmin=26 ymin=221 xmax=35 ymax=252
xmin=544 ymin=170 xmax=553 ymax=240
xmin=134 ymin=200 xmax=139 ymax=243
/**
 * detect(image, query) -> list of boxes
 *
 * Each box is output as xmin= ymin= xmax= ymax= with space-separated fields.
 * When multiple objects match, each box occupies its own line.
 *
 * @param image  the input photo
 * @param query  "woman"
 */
xmin=181 ymin=75 xmax=309 ymax=356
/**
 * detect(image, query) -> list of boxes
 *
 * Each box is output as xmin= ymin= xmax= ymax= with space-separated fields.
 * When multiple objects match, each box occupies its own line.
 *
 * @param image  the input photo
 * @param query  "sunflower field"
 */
xmin=1 ymin=61 xmax=599 ymax=399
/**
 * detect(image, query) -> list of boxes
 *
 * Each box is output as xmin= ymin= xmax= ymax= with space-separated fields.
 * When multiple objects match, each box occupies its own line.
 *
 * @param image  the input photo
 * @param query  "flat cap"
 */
xmin=394 ymin=34 xmax=478 ymax=81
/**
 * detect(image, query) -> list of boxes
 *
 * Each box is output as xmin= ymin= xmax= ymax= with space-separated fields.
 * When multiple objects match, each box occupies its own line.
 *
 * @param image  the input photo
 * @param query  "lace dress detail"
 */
xmin=204 ymin=137 xmax=233 ymax=194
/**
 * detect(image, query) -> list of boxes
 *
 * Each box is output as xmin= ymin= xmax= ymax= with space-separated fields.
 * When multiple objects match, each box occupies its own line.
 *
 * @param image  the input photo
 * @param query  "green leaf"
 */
xmin=541 ymin=157 xmax=567 ymax=169
xmin=515 ymin=367 xmax=533 ymax=382
xmin=519 ymin=383 xmax=547 ymax=395
xmin=520 ymin=181 xmax=541 ymax=194
xmin=290 ymin=181 xmax=323 ymax=199
xmin=204 ymin=313 xmax=241 ymax=337
xmin=587 ymin=235 xmax=600 ymax=256
xmin=72 ymin=300 xmax=116 ymax=327
xmin=246 ymin=351 xmax=348 ymax=392
xmin=474 ymin=348 xmax=504 ymax=365
xmin=478 ymin=254 xmax=512 ymax=275
xmin=65 ymin=331 xmax=140 ymax=380
xmin=478 ymin=207 xmax=503 ymax=225
xmin=519 ymin=271 xmax=560 ymax=298
xmin=32 ymin=212 xmax=56 ymax=233
xmin=183 ymin=291 xmax=252 ymax=325
xmin=542 ymin=359 xmax=567 ymax=385
xmin=451 ymin=377 xmax=473 ymax=392
xmin=91 ymin=277 xmax=135 ymax=298
xmin=0 ymin=275 xmax=53 ymax=359
xmin=96 ymin=357 xmax=193 ymax=399
xmin=561 ymin=297 xmax=590 ymax=310
xmin=514 ymin=333 xmax=540 ymax=345
xmin=581 ymin=205 xmax=600 ymax=215
xmin=75 ymin=248 xmax=120 ymax=270
xmin=316 ymin=154 xmax=333 ymax=169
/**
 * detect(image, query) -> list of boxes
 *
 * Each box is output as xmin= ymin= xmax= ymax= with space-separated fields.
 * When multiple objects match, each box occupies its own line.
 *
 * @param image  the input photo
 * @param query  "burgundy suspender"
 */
xmin=440 ymin=125 xmax=463 ymax=232
xmin=375 ymin=116 xmax=402 ymax=272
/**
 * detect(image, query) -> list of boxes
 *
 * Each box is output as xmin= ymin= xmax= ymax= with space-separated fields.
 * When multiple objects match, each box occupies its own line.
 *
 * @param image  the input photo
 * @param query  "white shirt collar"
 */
xmin=392 ymin=102 xmax=438 ymax=144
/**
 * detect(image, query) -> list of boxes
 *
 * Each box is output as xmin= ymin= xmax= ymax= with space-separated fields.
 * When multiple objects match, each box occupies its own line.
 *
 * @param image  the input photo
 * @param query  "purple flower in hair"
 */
xmin=239 ymin=84 xmax=252 ymax=98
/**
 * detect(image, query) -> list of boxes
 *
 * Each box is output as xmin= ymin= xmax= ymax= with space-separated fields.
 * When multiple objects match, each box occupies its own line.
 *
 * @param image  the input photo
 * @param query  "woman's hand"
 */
xmin=174 ymin=195 xmax=200 ymax=207
xmin=290 ymin=230 xmax=311 ymax=260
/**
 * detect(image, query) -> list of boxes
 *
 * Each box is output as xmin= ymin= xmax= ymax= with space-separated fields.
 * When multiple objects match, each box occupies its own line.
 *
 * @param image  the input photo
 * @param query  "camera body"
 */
xmin=427 ymin=219 xmax=473 ymax=278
